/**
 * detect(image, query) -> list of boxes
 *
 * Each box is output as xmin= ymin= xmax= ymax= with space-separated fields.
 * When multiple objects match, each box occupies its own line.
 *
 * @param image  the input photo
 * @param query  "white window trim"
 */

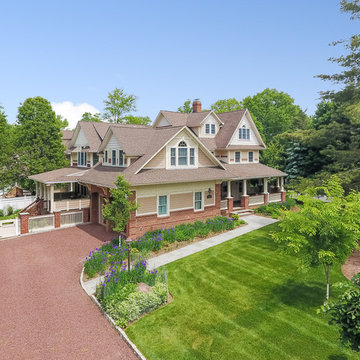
xmin=168 ymin=142 xmax=197 ymax=169
xmin=249 ymin=151 xmax=254 ymax=163
xmin=205 ymin=124 xmax=210 ymax=134
xmin=103 ymin=148 xmax=127 ymax=167
xmin=77 ymin=151 xmax=88 ymax=167
xmin=239 ymin=126 xmax=250 ymax=141
xmin=235 ymin=151 xmax=241 ymax=163
xmin=157 ymin=195 xmax=169 ymax=217
xmin=194 ymin=191 xmax=204 ymax=212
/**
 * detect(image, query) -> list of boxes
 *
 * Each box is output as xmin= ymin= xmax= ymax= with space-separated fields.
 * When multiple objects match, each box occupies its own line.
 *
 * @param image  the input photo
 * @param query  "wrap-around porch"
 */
xmin=220 ymin=176 xmax=286 ymax=212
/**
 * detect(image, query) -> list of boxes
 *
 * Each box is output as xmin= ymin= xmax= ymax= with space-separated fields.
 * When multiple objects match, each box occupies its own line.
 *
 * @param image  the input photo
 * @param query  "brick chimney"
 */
xmin=192 ymin=99 xmax=201 ymax=113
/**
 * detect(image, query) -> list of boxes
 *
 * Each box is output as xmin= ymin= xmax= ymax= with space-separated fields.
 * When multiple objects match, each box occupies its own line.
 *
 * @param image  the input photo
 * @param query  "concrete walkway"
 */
xmin=83 ymin=215 xmax=277 ymax=295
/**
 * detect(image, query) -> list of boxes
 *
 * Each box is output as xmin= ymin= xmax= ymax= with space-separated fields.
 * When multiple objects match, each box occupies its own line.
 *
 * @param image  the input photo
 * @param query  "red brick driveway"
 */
xmin=0 ymin=225 xmax=137 ymax=360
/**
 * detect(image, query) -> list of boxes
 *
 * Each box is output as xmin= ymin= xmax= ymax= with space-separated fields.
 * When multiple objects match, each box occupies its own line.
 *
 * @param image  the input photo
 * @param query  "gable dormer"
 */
xmin=228 ymin=110 xmax=265 ymax=147
xmin=99 ymin=128 xmax=128 ymax=167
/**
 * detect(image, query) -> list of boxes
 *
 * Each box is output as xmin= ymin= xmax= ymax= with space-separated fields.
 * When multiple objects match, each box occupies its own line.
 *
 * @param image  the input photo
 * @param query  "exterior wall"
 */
xmin=144 ymin=148 xmax=166 ymax=169
xmin=137 ymin=196 xmax=157 ymax=215
xmin=198 ymin=115 xmax=220 ymax=138
xmin=214 ymin=150 xmax=228 ymax=163
xmin=156 ymin=114 xmax=171 ymax=127
xmin=74 ymin=128 xmax=88 ymax=147
xmin=128 ymin=183 xmax=221 ymax=238
xmin=228 ymin=150 xmax=259 ymax=164
xmin=170 ymin=193 xmax=193 ymax=210
xmin=198 ymin=149 xmax=214 ymax=167
xmin=228 ymin=112 xmax=261 ymax=146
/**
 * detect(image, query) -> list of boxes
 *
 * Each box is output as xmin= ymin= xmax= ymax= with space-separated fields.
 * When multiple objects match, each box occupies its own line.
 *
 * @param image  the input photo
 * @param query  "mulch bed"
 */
xmin=342 ymin=248 xmax=360 ymax=280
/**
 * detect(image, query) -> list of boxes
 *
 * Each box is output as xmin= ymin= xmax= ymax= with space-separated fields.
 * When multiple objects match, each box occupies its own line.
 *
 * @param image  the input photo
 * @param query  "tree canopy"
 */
xmin=102 ymin=175 xmax=137 ymax=233
xmin=15 ymin=97 xmax=67 ymax=189
xmin=102 ymin=88 xmax=137 ymax=123
xmin=272 ymin=177 xmax=360 ymax=300
xmin=81 ymin=112 xmax=102 ymax=122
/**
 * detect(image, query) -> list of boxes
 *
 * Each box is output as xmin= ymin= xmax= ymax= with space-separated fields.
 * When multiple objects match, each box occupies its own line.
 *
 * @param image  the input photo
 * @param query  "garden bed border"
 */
xmin=80 ymin=267 xmax=147 ymax=360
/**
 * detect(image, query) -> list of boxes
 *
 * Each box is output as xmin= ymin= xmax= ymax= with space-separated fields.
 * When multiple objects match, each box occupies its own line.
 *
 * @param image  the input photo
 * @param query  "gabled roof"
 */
xmin=62 ymin=130 xmax=74 ymax=152
xmin=29 ymin=167 xmax=89 ymax=184
xmin=153 ymin=110 xmax=223 ymax=128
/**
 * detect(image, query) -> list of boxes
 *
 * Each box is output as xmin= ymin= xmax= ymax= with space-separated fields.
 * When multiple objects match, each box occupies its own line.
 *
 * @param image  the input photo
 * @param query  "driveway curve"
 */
xmin=0 ymin=225 xmax=137 ymax=360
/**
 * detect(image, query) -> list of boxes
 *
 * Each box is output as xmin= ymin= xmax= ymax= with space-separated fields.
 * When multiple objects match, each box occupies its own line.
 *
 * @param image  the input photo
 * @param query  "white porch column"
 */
xmin=70 ymin=182 xmax=73 ymax=192
xmin=277 ymin=177 xmax=280 ymax=188
xmin=243 ymin=179 xmax=247 ymax=196
xmin=263 ymin=178 xmax=268 ymax=193
xmin=227 ymin=180 xmax=232 ymax=198
xmin=48 ymin=185 xmax=54 ymax=213
xmin=35 ymin=182 xmax=39 ymax=198
xmin=280 ymin=177 xmax=285 ymax=192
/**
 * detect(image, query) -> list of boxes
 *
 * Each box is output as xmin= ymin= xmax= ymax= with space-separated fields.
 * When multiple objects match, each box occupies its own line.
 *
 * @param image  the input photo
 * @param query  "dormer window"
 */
xmin=205 ymin=124 xmax=210 ymax=134
xmin=211 ymin=124 xmax=215 ymax=134
xmin=170 ymin=140 xmax=196 ymax=167
xmin=249 ymin=152 xmax=254 ymax=162
xmin=239 ymin=125 xmax=250 ymax=140
xmin=78 ymin=150 xmax=87 ymax=167
xmin=119 ymin=150 xmax=124 ymax=166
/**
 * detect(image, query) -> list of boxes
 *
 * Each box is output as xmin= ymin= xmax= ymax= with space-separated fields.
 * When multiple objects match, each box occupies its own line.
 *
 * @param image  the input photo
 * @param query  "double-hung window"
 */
xmin=171 ymin=148 xmax=176 ymax=166
xmin=78 ymin=151 xmax=87 ymax=166
xmin=111 ymin=150 xmax=116 ymax=165
xmin=239 ymin=127 xmax=250 ymax=140
xmin=249 ymin=151 xmax=254 ymax=162
xmin=235 ymin=151 xmax=241 ymax=163
xmin=205 ymin=124 xmax=210 ymax=134
xmin=194 ymin=191 xmax=203 ymax=211
xmin=119 ymin=150 xmax=124 ymax=166
xmin=211 ymin=124 xmax=215 ymax=134
xmin=105 ymin=150 xmax=108 ymax=163
xmin=178 ymin=141 xmax=187 ymax=165
xmin=158 ymin=195 xmax=168 ymax=216
xmin=190 ymin=148 xmax=195 ymax=165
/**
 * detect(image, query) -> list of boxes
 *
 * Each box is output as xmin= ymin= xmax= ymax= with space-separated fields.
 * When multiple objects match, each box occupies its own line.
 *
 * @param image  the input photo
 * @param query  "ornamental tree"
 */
xmin=321 ymin=274 xmax=360 ymax=352
xmin=102 ymin=175 xmax=137 ymax=234
xmin=272 ymin=176 xmax=360 ymax=300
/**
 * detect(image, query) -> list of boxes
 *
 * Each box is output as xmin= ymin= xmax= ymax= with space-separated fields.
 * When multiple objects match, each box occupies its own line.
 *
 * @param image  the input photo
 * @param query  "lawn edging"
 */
xmin=79 ymin=267 xmax=147 ymax=360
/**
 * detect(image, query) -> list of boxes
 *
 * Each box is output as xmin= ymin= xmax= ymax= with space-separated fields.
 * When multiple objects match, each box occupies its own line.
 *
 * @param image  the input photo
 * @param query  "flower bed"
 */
xmin=254 ymin=196 xmax=297 ymax=219
xmin=95 ymin=259 xmax=168 ymax=328
xmin=84 ymin=216 xmax=245 ymax=279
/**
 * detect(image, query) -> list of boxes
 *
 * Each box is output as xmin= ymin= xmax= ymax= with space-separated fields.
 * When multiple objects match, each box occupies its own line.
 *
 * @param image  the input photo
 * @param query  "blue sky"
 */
xmin=0 ymin=0 xmax=358 ymax=128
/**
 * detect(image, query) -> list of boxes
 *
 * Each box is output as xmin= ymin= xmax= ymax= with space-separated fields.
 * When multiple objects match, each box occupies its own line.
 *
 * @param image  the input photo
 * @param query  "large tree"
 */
xmin=15 ymin=97 xmax=67 ymax=189
xmin=81 ymin=112 xmax=102 ymax=122
xmin=177 ymin=99 xmax=192 ymax=113
xmin=0 ymin=106 xmax=15 ymax=191
xmin=123 ymin=115 xmax=151 ymax=125
xmin=241 ymin=88 xmax=309 ymax=142
xmin=272 ymin=177 xmax=360 ymax=300
xmin=103 ymin=88 xmax=137 ymax=123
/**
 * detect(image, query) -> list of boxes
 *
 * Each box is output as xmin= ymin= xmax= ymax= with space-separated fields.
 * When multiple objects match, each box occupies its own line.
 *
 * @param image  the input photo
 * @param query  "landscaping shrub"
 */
xmin=84 ymin=215 xmax=243 ymax=278
xmin=7 ymin=206 xmax=13 ymax=216
xmin=255 ymin=196 xmax=297 ymax=219
xmin=0 ymin=210 xmax=4 ymax=217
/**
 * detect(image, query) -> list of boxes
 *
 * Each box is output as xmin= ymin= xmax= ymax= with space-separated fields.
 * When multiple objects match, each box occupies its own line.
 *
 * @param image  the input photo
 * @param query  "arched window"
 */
xmin=239 ymin=125 xmax=250 ymax=140
xmin=178 ymin=141 xmax=188 ymax=165
xmin=170 ymin=141 xmax=195 ymax=167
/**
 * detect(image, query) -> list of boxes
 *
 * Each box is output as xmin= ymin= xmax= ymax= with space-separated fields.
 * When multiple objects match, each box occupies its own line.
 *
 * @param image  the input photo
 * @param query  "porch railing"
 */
xmin=0 ymin=218 xmax=19 ymax=238
xmin=220 ymin=199 xmax=228 ymax=210
xmin=29 ymin=214 xmax=54 ymax=233
xmin=53 ymin=198 xmax=90 ymax=212
xmin=60 ymin=211 xmax=84 ymax=227
xmin=249 ymin=195 xmax=264 ymax=206
xmin=269 ymin=193 xmax=281 ymax=203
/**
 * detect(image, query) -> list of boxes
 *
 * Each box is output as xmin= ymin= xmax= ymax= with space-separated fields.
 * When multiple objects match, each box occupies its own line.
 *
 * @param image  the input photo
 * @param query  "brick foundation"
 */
xmin=240 ymin=195 xmax=249 ymax=208
xmin=227 ymin=197 xmax=233 ymax=213
xmin=19 ymin=212 xmax=29 ymax=234
xmin=281 ymin=191 xmax=286 ymax=203
xmin=54 ymin=211 xmax=61 ymax=228
xmin=263 ymin=193 xmax=269 ymax=205
xmin=83 ymin=208 xmax=90 ymax=223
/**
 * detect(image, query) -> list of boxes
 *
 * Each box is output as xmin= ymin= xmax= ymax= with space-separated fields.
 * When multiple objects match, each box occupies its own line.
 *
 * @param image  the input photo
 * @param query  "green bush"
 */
xmin=255 ymin=195 xmax=297 ymax=219
xmin=7 ymin=206 xmax=13 ymax=216
xmin=0 ymin=209 xmax=4 ymax=217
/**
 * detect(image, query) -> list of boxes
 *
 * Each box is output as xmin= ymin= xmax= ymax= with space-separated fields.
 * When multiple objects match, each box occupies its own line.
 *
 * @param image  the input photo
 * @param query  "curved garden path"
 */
xmin=342 ymin=248 xmax=360 ymax=280
xmin=0 ymin=225 xmax=137 ymax=360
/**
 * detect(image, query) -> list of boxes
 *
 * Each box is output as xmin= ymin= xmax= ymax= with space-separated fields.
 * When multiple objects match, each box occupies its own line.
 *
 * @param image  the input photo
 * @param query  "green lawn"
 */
xmin=126 ymin=223 xmax=358 ymax=360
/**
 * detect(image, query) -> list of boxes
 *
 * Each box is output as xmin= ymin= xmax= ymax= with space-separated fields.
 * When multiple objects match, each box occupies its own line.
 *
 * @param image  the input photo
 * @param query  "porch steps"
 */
xmin=231 ymin=208 xmax=255 ymax=217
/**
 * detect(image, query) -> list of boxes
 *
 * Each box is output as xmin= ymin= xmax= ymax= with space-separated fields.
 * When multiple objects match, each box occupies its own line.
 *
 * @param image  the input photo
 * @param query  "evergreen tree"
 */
xmin=15 ymin=97 xmax=67 ymax=189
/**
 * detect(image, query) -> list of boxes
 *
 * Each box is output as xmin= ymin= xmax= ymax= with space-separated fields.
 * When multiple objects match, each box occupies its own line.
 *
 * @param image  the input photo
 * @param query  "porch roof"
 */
xmin=29 ymin=167 xmax=90 ymax=184
xmin=224 ymin=163 xmax=287 ymax=179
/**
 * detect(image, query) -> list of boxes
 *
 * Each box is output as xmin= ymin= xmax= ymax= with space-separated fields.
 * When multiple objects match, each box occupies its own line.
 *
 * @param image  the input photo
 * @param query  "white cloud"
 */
xmin=51 ymin=101 xmax=101 ymax=129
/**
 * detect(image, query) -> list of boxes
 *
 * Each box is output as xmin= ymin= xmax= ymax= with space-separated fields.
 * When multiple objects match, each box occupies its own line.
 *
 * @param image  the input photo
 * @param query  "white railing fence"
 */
xmin=269 ymin=193 xmax=282 ymax=203
xmin=0 ymin=218 xmax=19 ymax=238
xmin=60 ymin=211 xmax=83 ymax=227
xmin=53 ymin=198 xmax=90 ymax=211
xmin=220 ymin=200 xmax=228 ymax=210
xmin=249 ymin=195 xmax=265 ymax=206
xmin=29 ymin=214 xmax=54 ymax=233
xmin=0 ymin=196 xmax=36 ymax=213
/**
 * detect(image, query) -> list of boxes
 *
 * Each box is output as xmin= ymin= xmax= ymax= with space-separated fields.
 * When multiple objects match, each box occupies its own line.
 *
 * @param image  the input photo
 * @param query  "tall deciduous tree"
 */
xmin=0 ymin=106 xmax=15 ymax=191
xmin=15 ymin=97 xmax=67 ymax=189
xmin=81 ymin=112 xmax=102 ymax=122
xmin=123 ymin=115 xmax=151 ymax=125
xmin=210 ymin=98 xmax=242 ymax=113
xmin=177 ymin=100 xmax=192 ymax=113
xmin=241 ymin=88 xmax=309 ymax=142
xmin=102 ymin=175 xmax=137 ymax=233
xmin=103 ymin=88 xmax=137 ymax=123
xmin=272 ymin=177 xmax=360 ymax=300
